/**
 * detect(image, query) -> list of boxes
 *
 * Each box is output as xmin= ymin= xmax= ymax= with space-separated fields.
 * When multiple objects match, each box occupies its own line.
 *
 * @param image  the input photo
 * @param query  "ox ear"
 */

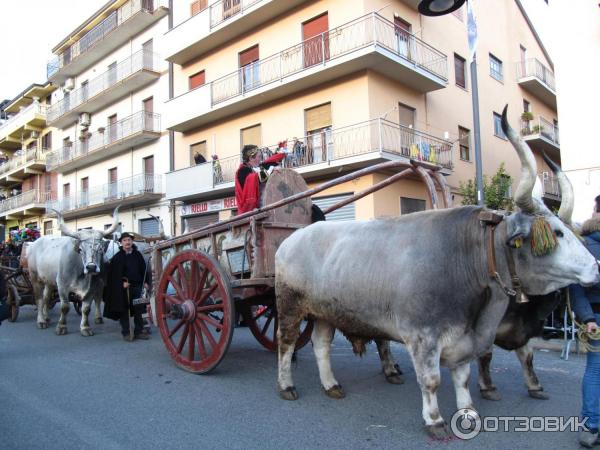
xmin=505 ymin=214 xmax=531 ymax=249
xmin=73 ymin=240 xmax=81 ymax=253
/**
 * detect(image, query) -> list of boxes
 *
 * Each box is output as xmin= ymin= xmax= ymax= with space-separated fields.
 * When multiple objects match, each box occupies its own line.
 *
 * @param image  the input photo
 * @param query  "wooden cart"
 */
xmin=151 ymin=161 xmax=451 ymax=374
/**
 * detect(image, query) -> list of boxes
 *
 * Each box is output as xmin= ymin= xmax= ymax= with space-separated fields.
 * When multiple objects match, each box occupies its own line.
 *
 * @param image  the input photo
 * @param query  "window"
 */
xmin=302 ymin=13 xmax=329 ymax=67
xmin=190 ymin=0 xmax=207 ymax=16
xmin=400 ymin=197 xmax=426 ymax=215
xmin=41 ymin=132 xmax=52 ymax=150
xmin=239 ymin=45 xmax=259 ymax=92
xmin=523 ymin=99 xmax=530 ymax=113
xmin=43 ymin=220 xmax=53 ymax=236
xmin=81 ymin=80 xmax=89 ymax=102
xmin=394 ymin=16 xmax=412 ymax=59
xmin=108 ymin=167 xmax=118 ymax=199
xmin=458 ymin=126 xmax=470 ymax=161
xmin=189 ymin=70 xmax=205 ymax=90
xmin=489 ymin=53 xmax=503 ymax=81
xmin=139 ymin=217 xmax=159 ymax=235
xmin=81 ymin=177 xmax=89 ymax=206
xmin=143 ymin=155 xmax=155 ymax=192
xmin=493 ymin=112 xmax=506 ymax=139
xmin=305 ymin=103 xmax=332 ymax=163
xmin=190 ymin=141 xmax=207 ymax=165
xmin=240 ymin=124 xmax=261 ymax=147
xmin=454 ymin=54 xmax=466 ymax=88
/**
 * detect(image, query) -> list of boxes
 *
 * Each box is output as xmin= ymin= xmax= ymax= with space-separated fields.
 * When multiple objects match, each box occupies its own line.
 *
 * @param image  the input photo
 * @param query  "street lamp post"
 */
xmin=419 ymin=0 xmax=485 ymax=206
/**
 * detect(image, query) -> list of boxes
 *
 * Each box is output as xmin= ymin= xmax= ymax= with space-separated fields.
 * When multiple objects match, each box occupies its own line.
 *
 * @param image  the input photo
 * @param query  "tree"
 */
xmin=459 ymin=163 xmax=514 ymax=211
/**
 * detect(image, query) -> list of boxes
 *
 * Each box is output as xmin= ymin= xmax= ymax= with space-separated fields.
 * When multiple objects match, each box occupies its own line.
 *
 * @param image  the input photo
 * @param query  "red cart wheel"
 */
xmin=7 ymin=285 xmax=19 ymax=322
xmin=243 ymin=302 xmax=313 ymax=352
xmin=156 ymin=250 xmax=234 ymax=374
xmin=8 ymin=303 xmax=18 ymax=322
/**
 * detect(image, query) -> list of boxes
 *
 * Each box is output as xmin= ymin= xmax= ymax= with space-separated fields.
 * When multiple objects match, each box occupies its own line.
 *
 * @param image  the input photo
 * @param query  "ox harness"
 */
xmin=479 ymin=211 xmax=528 ymax=304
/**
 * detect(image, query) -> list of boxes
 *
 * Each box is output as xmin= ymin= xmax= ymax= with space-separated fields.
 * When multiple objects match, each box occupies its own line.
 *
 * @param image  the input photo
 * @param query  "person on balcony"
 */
xmin=193 ymin=152 xmax=206 ymax=165
xmin=234 ymin=145 xmax=284 ymax=214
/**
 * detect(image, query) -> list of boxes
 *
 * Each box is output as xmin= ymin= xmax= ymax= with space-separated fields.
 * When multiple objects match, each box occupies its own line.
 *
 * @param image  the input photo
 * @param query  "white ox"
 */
xmin=274 ymin=106 xmax=600 ymax=439
xmin=27 ymin=207 xmax=120 ymax=336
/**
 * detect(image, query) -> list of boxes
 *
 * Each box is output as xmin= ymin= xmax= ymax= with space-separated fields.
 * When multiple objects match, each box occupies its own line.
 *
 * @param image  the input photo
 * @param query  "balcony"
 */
xmin=47 ymin=50 xmax=161 ymax=129
xmin=0 ymin=102 xmax=48 ymax=150
xmin=520 ymin=116 xmax=560 ymax=155
xmin=47 ymin=0 xmax=168 ymax=84
xmin=0 ymin=189 xmax=55 ymax=220
xmin=46 ymin=173 xmax=163 ymax=219
xmin=166 ymin=117 xmax=453 ymax=201
xmin=0 ymin=147 xmax=50 ymax=187
xmin=539 ymin=173 xmax=561 ymax=202
xmin=516 ymin=58 xmax=556 ymax=109
xmin=163 ymin=0 xmax=308 ymax=64
xmin=46 ymin=111 xmax=161 ymax=173
xmin=165 ymin=13 xmax=448 ymax=132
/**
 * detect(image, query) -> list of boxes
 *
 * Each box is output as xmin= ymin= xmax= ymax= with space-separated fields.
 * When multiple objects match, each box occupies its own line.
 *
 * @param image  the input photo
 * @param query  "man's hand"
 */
xmin=123 ymin=281 xmax=130 ymax=289
xmin=587 ymin=321 xmax=598 ymax=334
xmin=144 ymin=282 xmax=149 ymax=291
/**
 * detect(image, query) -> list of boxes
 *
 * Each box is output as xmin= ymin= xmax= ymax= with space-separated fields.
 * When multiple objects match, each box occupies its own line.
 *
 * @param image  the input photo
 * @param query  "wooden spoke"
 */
xmin=165 ymin=295 xmax=182 ymax=305
xmin=167 ymin=319 xmax=185 ymax=338
xmin=193 ymin=322 xmax=208 ymax=360
xmin=197 ymin=318 xmax=218 ymax=351
xmin=198 ymin=283 xmax=218 ymax=305
xmin=176 ymin=324 xmax=190 ymax=355
xmin=198 ymin=313 xmax=222 ymax=331
xmin=188 ymin=324 xmax=195 ymax=361
xmin=196 ymin=304 xmax=223 ymax=313
xmin=260 ymin=313 xmax=274 ymax=336
xmin=166 ymin=275 xmax=186 ymax=301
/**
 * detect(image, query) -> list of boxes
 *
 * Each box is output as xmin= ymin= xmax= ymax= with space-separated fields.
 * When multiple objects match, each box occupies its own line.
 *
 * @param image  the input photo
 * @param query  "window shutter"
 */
xmin=189 ymin=71 xmax=205 ymax=90
xmin=185 ymin=213 xmax=219 ymax=231
xmin=190 ymin=0 xmax=207 ymax=16
xmin=305 ymin=103 xmax=332 ymax=132
xmin=239 ymin=45 xmax=259 ymax=67
xmin=139 ymin=218 xmax=160 ymax=235
xmin=312 ymin=194 xmax=355 ymax=221
xmin=241 ymin=124 xmax=261 ymax=146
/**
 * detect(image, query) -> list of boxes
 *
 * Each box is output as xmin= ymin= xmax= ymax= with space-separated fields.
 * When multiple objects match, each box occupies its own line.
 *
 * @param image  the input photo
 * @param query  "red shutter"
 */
xmin=189 ymin=71 xmax=206 ymax=90
xmin=302 ymin=13 xmax=329 ymax=67
xmin=239 ymin=45 xmax=259 ymax=67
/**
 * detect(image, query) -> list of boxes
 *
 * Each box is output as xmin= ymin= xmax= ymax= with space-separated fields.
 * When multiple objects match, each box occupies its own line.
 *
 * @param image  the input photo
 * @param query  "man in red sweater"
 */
xmin=235 ymin=145 xmax=284 ymax=214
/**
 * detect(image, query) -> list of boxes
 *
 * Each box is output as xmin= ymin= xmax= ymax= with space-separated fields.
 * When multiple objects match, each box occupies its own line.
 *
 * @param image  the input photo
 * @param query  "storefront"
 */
xmin=181 ymin=196 xmax=237 ymax=231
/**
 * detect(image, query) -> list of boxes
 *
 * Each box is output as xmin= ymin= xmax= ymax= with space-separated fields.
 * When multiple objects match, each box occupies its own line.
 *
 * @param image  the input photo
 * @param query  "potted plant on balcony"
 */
xmin=521 ymin=111 xmax=534 ymax=121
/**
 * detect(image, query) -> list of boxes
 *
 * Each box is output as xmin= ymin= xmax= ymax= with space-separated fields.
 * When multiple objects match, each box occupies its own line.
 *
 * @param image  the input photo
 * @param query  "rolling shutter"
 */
xmin=305 ymin=103 xmax=331 ymax=132
xmin=312 ymin=194 xmax=355 ymax=221
xmin=241 ymin=124 xmax=261 ymax=147
xmin=139 ymin=218 xmax=159 ymax=236
xmin=185 ymin=213 xmax=219 ymax=231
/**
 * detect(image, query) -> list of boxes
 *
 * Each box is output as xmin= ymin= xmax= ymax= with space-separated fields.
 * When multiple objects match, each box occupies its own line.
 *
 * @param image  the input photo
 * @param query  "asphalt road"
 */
xmin=0 ymin=306 xmax=588 ymax=450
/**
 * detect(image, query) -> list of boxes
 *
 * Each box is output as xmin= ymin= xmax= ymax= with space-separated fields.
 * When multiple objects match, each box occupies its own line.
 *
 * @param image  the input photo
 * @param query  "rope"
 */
xmin=566 ymin=292 xmax=600 ymax=352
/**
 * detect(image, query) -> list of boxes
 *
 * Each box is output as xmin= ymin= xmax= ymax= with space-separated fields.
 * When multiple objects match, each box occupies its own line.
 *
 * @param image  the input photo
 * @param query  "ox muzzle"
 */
xmin=84 ymin=263 xmax=100 ymax=274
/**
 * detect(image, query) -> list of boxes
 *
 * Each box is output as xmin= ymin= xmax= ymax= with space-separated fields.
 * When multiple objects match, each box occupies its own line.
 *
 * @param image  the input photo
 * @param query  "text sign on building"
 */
xmin=181 ymin=196 xmax=237 ymax=216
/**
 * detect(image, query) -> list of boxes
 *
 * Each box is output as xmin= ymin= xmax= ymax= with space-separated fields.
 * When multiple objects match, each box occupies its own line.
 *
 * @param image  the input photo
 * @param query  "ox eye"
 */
xmin=555 ymin=230 xmax=564 ymax=238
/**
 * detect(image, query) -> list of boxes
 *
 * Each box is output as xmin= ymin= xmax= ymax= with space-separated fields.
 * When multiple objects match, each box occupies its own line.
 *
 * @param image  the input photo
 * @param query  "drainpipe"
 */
xmin=168 ymin=0 xmax=176 ymax=236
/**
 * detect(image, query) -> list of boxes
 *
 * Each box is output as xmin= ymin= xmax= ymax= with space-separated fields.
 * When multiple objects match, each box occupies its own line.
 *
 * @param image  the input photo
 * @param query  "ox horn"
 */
xmin=103 ymin=205 xmax=121 ymax=237
xmin=501 ymin=105 xmax=539 ymax=214
xmin=542 ymin=151 xmax=574 ymax=224
xmin=53 ymin=208 xmax=79 ymax=239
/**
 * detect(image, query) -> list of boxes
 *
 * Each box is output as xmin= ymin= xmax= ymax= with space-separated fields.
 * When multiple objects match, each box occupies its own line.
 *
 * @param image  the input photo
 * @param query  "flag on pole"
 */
xmin=467 ymin=0 xmax=478 ymax=62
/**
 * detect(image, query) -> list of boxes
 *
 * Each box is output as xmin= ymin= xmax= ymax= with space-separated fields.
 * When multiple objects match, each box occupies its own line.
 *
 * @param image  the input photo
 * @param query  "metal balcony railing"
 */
xmin=539 ymin=173 xmax=561 ymax=198
xmin=516 ymin=58 xmax=555 ymax=91
xmin=210 ymin=12 xmax=447 ymax=105
xmin=520 ymin=116 xmax=560 ymax=145
xmin=0 ymin=147 xmax=49 ymax=176
xmin=47 ymin=0 xmax=163 ymax=78
xmin=209 ymin=0 xmax=261 ymax=28
xmin=208 ymin=118 xmax=453 ymax=186
xmin=47 ymin=173 xmax=162 ymax=212
xmin=46 ymin=111 xmax=161 ymax=170
xmin=0 ymin=189 xmax=55 ymax=213
xmin=47 ymin=50 xmax=161 ymax=123
xmin=0 ymin=103 xmax=47 ymax=134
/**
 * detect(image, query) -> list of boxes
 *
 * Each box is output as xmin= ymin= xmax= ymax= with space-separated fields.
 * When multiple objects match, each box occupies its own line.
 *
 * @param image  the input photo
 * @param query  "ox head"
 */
xmin=53 ymin=206 xmax=120 ymax=275
xmin=500 ymin=105 xmax=599 ymax=295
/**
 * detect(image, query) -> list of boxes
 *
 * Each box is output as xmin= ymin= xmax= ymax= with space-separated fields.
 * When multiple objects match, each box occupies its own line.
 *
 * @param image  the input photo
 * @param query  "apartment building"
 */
xmin=44 ymin=0 xmax=170 ymax=236
xmin=0 ymin=83 xmax=58 ymax=240
xmin=160 ymin=0 xmax=559 ymax=232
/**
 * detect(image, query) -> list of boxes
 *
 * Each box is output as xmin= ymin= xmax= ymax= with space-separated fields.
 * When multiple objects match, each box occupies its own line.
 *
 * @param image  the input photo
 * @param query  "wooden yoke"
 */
xmin=252 ymin=169 xmax=312 ymax=278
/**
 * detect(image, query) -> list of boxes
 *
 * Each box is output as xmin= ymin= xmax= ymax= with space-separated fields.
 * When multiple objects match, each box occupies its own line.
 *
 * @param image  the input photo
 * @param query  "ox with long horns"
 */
xmin=274 ymin=106 xmax=599 ymax=439
xmin=27 ymin=206 xmax=120 ymax=336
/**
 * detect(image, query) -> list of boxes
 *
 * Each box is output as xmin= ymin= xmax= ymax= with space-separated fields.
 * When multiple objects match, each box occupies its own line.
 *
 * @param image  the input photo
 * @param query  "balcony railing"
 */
xmin=209 ymin=0 xmax=261 ymax=28
xmin=0 ymin=147 xmax=49 ymax=176
xmin=516 ymin=58 xmax=555 ymax=91
xmin=48 ymin=173 xmax=162 ymax=212
xmin=539 ymin=174 xmax=561 ymax=198
xmin=0 ymin=189 xmax=55 ymax=214
xmin=0 ymin=102 xmax=47 ymax=134
xmin=210 ymin=12 xmax=447 ymax=105
xmin=47 ymin=0 xmax=163 ymax=78
xmin=47 ymin=50 xmax=160 ymax=123
xmin=208 ymin=118 xmax=452 ymax=186
xmin=46 ymin=111 xmax=161 ymax=170
xmin=521 ymin=116 xmax=559 ymax=145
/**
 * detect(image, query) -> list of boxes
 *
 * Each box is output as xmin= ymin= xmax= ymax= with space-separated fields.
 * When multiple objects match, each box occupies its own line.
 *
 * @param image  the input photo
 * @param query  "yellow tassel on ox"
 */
xmin=530 ymin=217 xmax=557 ymax=256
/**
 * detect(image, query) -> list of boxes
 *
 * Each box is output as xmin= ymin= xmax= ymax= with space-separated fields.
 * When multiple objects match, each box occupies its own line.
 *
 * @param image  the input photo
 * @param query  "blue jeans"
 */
xmin=582 ymin=313 xmax=600 ymax=431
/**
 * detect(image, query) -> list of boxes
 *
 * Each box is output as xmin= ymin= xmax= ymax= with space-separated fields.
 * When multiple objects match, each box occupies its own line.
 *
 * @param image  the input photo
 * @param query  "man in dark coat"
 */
xmin=0 ymin=272 xmax=8 ymax=325
xmin=103 ymin=232 xmax=150 ymax=341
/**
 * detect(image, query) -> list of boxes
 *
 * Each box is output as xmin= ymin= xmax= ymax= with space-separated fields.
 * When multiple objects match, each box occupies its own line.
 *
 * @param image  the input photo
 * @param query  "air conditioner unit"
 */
xmin=79 ymin=113 xmax=91 ymax=127
xmin=63 ymin=78 xmax=74 ymax=92
xmin=30 ymin=131 xmax=39 ymax=139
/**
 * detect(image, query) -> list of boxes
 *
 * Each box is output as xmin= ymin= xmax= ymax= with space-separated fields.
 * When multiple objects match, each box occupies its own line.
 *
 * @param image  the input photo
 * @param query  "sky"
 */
xmin=0 ymin=1 xmax=107 ymax=102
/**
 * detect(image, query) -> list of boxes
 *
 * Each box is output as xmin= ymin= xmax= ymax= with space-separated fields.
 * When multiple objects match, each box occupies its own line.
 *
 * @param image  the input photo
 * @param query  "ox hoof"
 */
xmin=37 ymin=322 xmax=48 ymax=329
xmin=94 ymin=317 xmax=104 ymax=325
xmin=528 ymin=389 xmax=549 ymax=400
xmin=80 ymin=328 xmax=94 ymax=337
xmin=425 ymin=422 xmax=451 ymax=440
xmin=385 ymin=372 xmax=405 ymax=385
xmin=45 ymin=317 xmax=51 ymax=323
xmin=279 ymin=386 xmax=299 ymax=401
xmin=480 ymin=388 xmax=502 ymax=401
xmin=323 ymin=384 xmax=345 ymax=399
xmin=56 ymin=327 xmax=68 ymax=336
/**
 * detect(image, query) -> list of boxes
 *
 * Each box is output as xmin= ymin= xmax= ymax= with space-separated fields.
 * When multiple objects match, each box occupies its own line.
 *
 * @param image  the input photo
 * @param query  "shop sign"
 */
xmin=181 ymin=197 xmax=237 ymax=216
